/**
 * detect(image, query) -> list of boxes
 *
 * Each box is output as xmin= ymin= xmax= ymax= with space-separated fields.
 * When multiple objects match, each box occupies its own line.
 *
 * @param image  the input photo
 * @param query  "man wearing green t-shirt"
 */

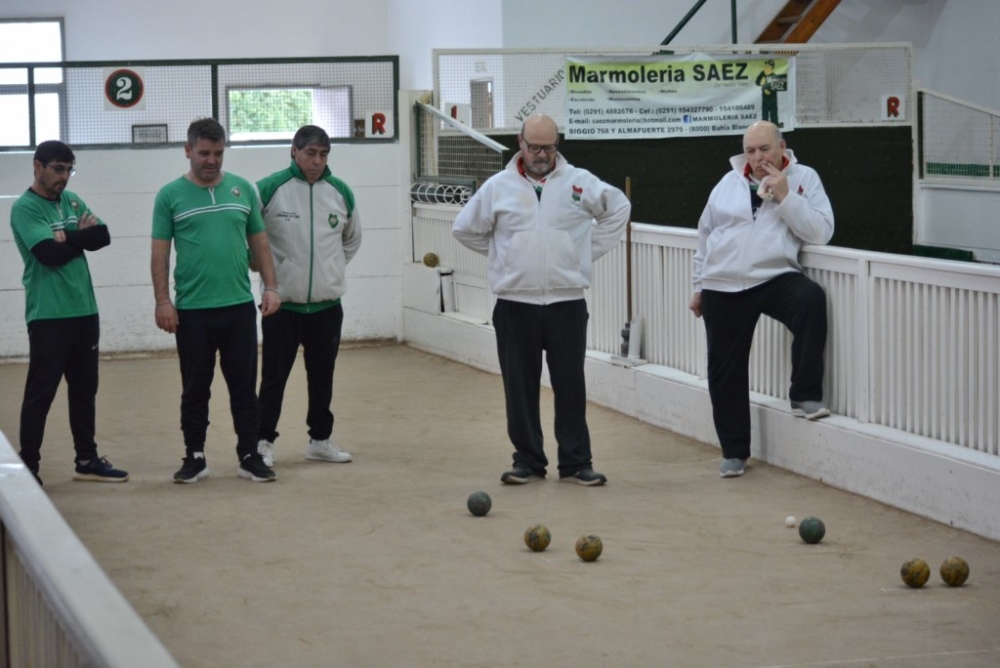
xmin=151 ymin=118 xmax=280 ymax=484
xmin=10 ymin=140 xmax=129 ymax=486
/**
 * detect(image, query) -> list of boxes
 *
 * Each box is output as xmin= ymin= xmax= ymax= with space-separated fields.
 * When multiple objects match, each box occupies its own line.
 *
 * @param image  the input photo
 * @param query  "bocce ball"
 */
xmin=939 ymin=556 xmax=970 ymax=587
xmin=575 ymin=534 xmax=603 ymax=562
xmin=466 ymin=491 xmax=491 ymax=517
xmin=900 ymin=558 xmax=931 ymax=588
xmin=524 ymin=524 xmax=551 ymax=552
xmin=798 ymin=516 xmax=826 ymax=544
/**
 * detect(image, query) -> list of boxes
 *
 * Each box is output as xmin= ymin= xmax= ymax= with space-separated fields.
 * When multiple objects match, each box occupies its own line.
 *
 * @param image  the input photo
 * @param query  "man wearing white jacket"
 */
xmin=453 ymin=114 xmax=630 ymax=486
xmin=255 ymin=125 xmax=362 ymax=466
xmin=690 ymin=121 xmax=834 ymax=479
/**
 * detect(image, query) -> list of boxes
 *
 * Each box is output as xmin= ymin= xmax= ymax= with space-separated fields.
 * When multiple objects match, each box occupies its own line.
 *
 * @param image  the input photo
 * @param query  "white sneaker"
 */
xmin=306 ymin=438 xmax=352 ymax=463
xmin=258 ymin=439 xmax=275 ymax=467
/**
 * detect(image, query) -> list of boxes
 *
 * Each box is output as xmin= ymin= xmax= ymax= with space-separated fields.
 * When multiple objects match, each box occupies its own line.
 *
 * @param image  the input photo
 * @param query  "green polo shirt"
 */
xmin=10 ymin=188 xmax=101 ymax=323
xmin=151 ymin=172 xmax=264 ymax=309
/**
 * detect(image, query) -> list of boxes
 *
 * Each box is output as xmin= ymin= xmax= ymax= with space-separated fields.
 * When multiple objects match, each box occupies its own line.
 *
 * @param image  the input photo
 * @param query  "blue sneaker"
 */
xmin=74 ymin=456 xmax=129 ymax=482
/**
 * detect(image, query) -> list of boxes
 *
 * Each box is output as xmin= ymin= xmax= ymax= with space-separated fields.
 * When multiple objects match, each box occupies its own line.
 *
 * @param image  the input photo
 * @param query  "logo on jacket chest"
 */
xmin=571 ymin=184 xmax=583 ymax=204
xmin=328 ymin=213 xmax=340 ymax=229
xmin=274 ymin=210 xmax=300 ymax=222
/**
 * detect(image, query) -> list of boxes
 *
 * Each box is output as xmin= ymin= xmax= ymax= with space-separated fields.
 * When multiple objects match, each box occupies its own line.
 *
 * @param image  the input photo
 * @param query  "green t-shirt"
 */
xmin=151 ymin=172 xmax=265 ymax=309
xmin=10 ymin=188 xmax=101 ymax=323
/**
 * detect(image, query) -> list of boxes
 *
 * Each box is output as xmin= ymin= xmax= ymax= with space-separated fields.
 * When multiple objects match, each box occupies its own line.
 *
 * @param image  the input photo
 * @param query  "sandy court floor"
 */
xmin=1 ymin=343 xmax=999 ymax=667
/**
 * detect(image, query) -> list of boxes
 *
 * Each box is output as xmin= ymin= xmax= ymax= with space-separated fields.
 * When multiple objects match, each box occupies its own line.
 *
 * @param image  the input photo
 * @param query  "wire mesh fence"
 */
xmin=919 ymin=89 xmax=1000 ymax=181
xmin=417 ymin=45 xmax=912 ymax=190
xmin=413 ymin=101 xmax=507 ymax=202
xmin=0 ymin=56 xmax=398 ymax=150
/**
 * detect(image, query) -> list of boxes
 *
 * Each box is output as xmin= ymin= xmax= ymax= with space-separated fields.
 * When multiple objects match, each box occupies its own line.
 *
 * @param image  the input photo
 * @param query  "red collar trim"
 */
xmin=517 ymin=156 xmax=547 ymax=184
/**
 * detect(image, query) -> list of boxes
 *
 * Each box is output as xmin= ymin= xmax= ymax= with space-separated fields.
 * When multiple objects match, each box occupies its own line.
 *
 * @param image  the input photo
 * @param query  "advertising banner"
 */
xmin=565 ymin=54 xmax=795 ymax=140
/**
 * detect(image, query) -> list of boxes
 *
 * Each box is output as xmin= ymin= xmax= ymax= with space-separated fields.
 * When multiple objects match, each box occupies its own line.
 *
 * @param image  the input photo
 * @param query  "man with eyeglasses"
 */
xmin=453 ymin=113 xmax=630 ymax=486
xmin=10 ymin=140 xmax=129 ymax=486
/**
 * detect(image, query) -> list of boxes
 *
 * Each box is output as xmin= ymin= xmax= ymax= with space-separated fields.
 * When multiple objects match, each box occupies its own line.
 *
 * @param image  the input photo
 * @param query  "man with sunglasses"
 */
xmin=10 ymin=140 xmax=129 ymax=486
xmin=690 ymin=121 xmax=834 ymax=479
xmin=453 ymin=114 xmax=630 ymax=486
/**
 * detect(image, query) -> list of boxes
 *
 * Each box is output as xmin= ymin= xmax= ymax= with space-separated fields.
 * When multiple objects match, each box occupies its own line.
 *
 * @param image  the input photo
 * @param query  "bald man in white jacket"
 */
xmin=453 ymin=114 xmax=630 ymax=487
xmin=690 ymin=121 xmax=834 ymax=479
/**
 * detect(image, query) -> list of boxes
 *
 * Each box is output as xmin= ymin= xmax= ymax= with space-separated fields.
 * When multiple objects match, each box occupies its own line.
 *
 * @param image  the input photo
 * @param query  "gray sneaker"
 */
xmin=791 ymin=400 xmax=831 ymax=420
xmin=560 ymin=468 xmax=607 ymax=486
xmin=719 ymin=458 xmax=747 ymax=478
xmin=306 ymin=439 xmax=352 ymax=463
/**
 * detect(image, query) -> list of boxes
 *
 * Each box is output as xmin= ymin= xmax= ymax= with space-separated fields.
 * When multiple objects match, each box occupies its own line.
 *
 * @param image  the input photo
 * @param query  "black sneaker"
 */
xmin=173 ymin=453 xmax=209 ymax=484
xmin=500 ymin=467 xmax=543 ymax=484
xmin=74 ymin=456 xmax=130 ymax=482
xmin=238 ymin=453 xmax=276 ymax=482
xmin=560 ymin=468 xmax=607 ymax=486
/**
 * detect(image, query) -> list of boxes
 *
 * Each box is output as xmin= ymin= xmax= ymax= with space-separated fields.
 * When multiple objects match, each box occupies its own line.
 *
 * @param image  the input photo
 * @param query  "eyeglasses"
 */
xmin=47 ymin=164 xmax=77 ymax=176
xmin=523 ymin=142 xmax=558 ymax=155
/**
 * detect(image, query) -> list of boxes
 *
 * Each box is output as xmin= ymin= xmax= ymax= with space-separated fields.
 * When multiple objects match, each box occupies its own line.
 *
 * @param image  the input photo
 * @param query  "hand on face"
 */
xmin=759 ymin=162 xmax=789 ymax=202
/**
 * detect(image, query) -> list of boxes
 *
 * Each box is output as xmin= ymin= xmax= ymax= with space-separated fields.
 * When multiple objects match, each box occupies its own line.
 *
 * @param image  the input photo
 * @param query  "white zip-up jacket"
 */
xmin=257 ymin=162 xmax=361 ymax=312
xmin=452 ymin=153 xmax=630 ymax=305
xmin=692 ymin=148 xmax=833 ymax=293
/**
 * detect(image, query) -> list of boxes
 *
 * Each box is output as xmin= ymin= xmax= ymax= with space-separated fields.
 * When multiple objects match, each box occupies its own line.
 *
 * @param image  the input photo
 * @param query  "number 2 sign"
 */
xmin=104 ymin=68 xmax=146 ymax=110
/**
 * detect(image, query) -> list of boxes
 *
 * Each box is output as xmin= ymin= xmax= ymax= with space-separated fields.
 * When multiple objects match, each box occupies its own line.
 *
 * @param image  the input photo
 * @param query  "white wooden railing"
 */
xmin=0 ymin=432 xmax=178 ymax=667
xmin=413 ymin=205 xmax=1000 ymax=458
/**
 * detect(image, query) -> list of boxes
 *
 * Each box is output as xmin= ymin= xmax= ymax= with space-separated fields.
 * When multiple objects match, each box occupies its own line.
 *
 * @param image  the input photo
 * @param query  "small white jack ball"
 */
xmin=785 ymin=516 xmax=797 ymax=528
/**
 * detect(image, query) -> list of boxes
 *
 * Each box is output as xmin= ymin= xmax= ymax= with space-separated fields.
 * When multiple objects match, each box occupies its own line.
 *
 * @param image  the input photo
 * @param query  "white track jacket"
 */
xmin=257 ymin=162 xmax=361 ymax=310
xmin=692 ymin=148 xmax=834 ymax=293
xmin=452 ymin=153 xmax=630 ymax=305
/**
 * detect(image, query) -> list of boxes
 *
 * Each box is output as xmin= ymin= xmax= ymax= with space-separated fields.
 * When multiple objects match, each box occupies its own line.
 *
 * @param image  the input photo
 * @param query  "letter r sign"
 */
xmin=365 ymin=111 xmax=394 ymax=138
xmin=881 ymin=94 xmax=906 ymax=121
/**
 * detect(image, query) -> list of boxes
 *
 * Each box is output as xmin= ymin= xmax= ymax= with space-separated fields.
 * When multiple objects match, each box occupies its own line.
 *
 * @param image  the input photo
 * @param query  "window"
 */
xmin=0 ymin=19 xmax=65 ymax=147
xmin=226 ymin=85 xmax=353 ymax=142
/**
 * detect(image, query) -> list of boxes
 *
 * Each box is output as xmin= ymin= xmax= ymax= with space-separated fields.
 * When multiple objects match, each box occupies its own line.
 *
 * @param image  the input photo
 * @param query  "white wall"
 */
xmin=387 ymin=0 xmax=503 ymax=90
xmin=500 ymin=0 xmax=999 ymax=114
xmin=3 ymin=0 xmax=999 ymax=356
xmin=3 ymin=0 xmax=501 ymax=91
xmin=2 ymin=0 xmax=389 ymax=60
xmin=500 ymin=0 xmax=788 ymax=48
xmin=0 ymin=138 xmax=407 ymax=357
xmin=3 ymin=0 xmax=996 ymax=111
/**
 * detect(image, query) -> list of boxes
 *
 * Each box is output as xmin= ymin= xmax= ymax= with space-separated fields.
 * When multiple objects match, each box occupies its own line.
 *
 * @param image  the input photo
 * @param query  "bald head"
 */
xmin=520 ymin=114 xmax=559 ymax=140
xmin=744 ymin=121 xmax=782 ymax=146
xmin=742 ymin=120 xmax=786 ymax=180
xmin=518 ymin=114 xmax=560 ymax=178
